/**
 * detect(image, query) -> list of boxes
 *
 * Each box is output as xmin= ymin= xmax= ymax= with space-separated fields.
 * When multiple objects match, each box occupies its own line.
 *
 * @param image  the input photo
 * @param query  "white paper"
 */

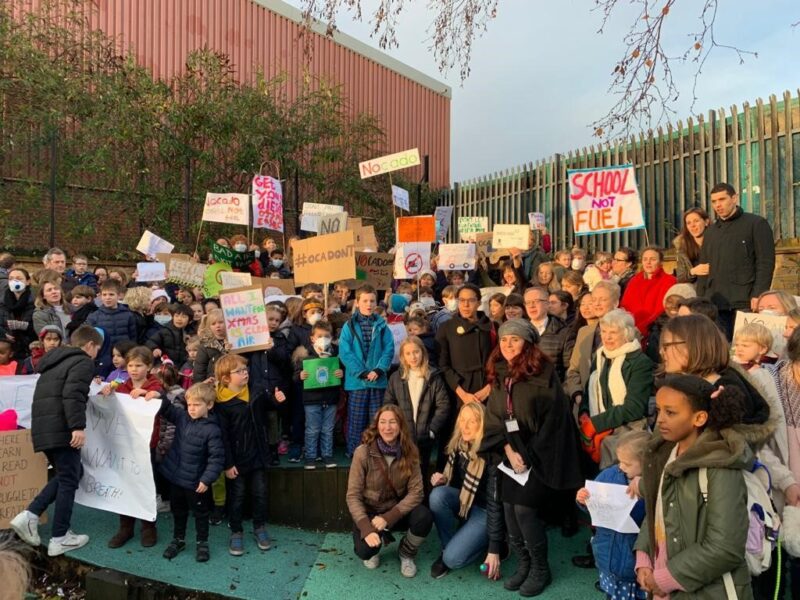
xmin=136 ymin=230 xmax=174 ymax=258
xmin=438 ymin=243 xmax=476 ymax=271
xmin=492 ymin=224 xmax=530 ymax=250
xmin=392 ymin=185 xmax=410 ymax=211
xmin=136 ymin=262 xmax=167 ymax=282
xmin=498 ymin=462 xmax=531 ymax=486
xmin=0 ymin=375 xmax=39 ymax=428
xmin=434 ymin=206 xmax=454 ymax=241
xmin=220 ymin=271 xmax=252 ymax=290
xmin=393 ymin=243 xmax=431 ymax=279
xmin=318 ymin=212 xmax=348 ymax=235
xmin=458 ymin=216 xmax=488 ymax=242
xmin=301 ymin=202 xmax=345 ymax=233
xmin=584 ymin=480 xmax=640 ymax=534
xmin=528 ymin=212 xmax=546 ymax=231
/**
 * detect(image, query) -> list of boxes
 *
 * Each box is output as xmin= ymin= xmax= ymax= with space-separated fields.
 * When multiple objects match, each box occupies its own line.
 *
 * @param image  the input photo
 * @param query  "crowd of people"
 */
xmin=2 ymin=182 xmax=800 ymax=598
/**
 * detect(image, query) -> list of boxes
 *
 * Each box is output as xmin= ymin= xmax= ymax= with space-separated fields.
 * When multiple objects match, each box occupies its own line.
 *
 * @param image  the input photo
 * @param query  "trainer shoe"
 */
xmin=304 ymin=459 xmax=316 ymax=470
xmin=323 ymin=457 xmax=337 ymax=469
xmin=10 ymin=511 xmax=40 ymax=547
xmin=363 ymin=554 xmax=380 ymax=569
xmin=48 ymin=531 xmax=89 ymax=556
xmin=400 ymin=555 xmax=418 ymax=578
xmin=254 ymin=527 xmax=271 ymax=551
xmin=229 ymin=532 xmax=244 ymax=556
xmin=430 ymin=554 xmax=450 ymax=579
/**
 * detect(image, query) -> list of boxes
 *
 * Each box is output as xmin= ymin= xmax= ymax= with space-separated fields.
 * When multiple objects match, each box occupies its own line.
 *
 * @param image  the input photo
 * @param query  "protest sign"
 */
xmin=156 ymin=253 xmax=192 ymax=268
xmin=394 ymin=243 xmax=431 ymax=279
xmin=252 ymin=175 xmax=284 ymax=232
xmin=391 ymin=185 xmax=410 ymax=211
xmin=211 ymin=242 xmax=255 ymax=270
xmin=318 ymin=212 xmax=348 ymax=235
xmin=354 ymin=225 xmax=379 ymax=252
xmin=202 ymin=192 xmax=250 ymax=226
xmin=220 ymin=286 xmax=272 ymax=352
xmin=260 ymin=278 xmax=297 ymax=296
xmin=492 ymin=224 xmax=530 ymax=250
xmin=220 ymin=271 xmax=253 ymax=290
xmin=75 ymin=392 xmax=160 ymax=521
xmin=292 ymin=230 xmax=356 ymax=285
xmin=0 ymin=375 xmax=38 ymax=428
xmin=479 ymin=286 xmax=509 ymax=314
xmin=388 ymin=321 xmax=407 ymax=365
xmin=135 ymin=262 xmax=166 ymax=282
xmin=397 ymin=216 xmax=436 ymax=243
xmin=167 ymin=259 xmax=207 ymax=288
xmin=136 ymin=230 xmax=174 ymax=258
xmin=734 ymin=311 xmax=789 ymax=358
xmin=474 ymin=232 xmax=493 ymax=261
xmin=567 ymin=165 xmax=645 ymax=236
xmin=347 ymin=217 xmax=363 ymax=230
xmin=434 ymin=206 xmax=454 ymax=242
xmin=585 ymin=480 xmax=639 ymax=534
xmin=302 ymin=357 xmax=341 ymax=390
xmin=359 ymin=148 xmax=420 ymax=179
xmin=355 ymin=252 xmax=394 ymax=289
xmin=203 ymin=262 xmax=232 ymax=298
xmin=458 ymin=216 xmax=489 ymax=242
xmin=300 ymin=202 xmax=345 ymax=233
xmin=0 ymin=430 xmax=48 ymax=528
xmin=528 ymin=212 xmax=546 ymax=231
xmin=438 ymin=244 xmax=476 ymax=271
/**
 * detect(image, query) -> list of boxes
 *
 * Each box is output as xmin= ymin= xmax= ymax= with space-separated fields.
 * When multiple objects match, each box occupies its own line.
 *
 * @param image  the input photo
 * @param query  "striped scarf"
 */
xmin=442 ymin=446 xmax=485 ymax=519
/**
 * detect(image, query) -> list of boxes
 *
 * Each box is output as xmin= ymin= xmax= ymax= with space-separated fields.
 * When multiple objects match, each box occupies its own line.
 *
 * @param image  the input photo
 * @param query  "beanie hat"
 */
xmin=497 ymin=318 xmax=539 ymax=345
xmin=663 ymin=283 xmax=697 ymax=308
xmin=390 ymin=294 xmax=409 ymax=314
xmin=151 ymin=289 xmax=170 ymax=303
xmin=38 ymin=324 xmax=64 ymax=340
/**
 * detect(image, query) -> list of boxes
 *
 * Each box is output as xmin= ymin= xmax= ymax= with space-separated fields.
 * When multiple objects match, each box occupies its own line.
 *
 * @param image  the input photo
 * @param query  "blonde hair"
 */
xmin=398 ymin=336 xmax=430 ymax=380
xmin=186 ymin=382 xmax=216 ymax=407
xmin=734 ymin=322 xmax=773 ymax=351
xmin=185 ymin=335 xmax=201 ymax=351
xmin=757 ymin=290 xmax=798 ymax=315
xmin=615 ymin=430 xmax=650 ymax=462
xmin=446 ymin=403 xmax=486 ymax=461
xmin=199 ymin=308 xmax=224 ymax=333
xmin=123 ymin=286 xmax=152 ymax=314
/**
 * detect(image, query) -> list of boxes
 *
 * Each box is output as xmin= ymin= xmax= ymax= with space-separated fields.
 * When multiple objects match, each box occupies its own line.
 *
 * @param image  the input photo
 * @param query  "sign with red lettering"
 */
xmin=202 ymin=192 xmax=250 ymax=226
xmin=567 ymin=165 xmax=645 ymax=236
xmin=219 ymin=286 xmax=272 ymax=353
xmin=252 ymin=176 xmax=284 ymax=232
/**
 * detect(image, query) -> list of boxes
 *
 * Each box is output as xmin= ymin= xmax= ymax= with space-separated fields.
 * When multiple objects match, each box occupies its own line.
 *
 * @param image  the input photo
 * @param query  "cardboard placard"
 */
xmin=438 ymin=244 xmax=476 ymax=271
xmin=355 ymin=252 xmax=394 ymax=289
xmin=354 ymin=225 xmax=379 ymax=252
xmin=318 ymin=212 xmax=348 ymax=236
xmin=394 ymin=243 xmax=431 ymax=279
xmin=302 ymin=357 xmax=341 ymax=390
xmin=458 ymin=216 xmax=489 ymax=242
xmin=392 ymin=185 xmax=410 ymax=211
xmin=136 ymin=262 xmax=167 ymax=282
xmin=203 ymin=262 xmax=232 ymax=298
xmin=567 ymin=165 xmax=646 ymax=235
xmin=347 ymin=217 xmax=363 ymax=230
xmin=474 ymin=232 xmax=494 ymax=261
xmin=219 ymin=286 xmax=272 ymax=353
xmin=359 ymin=148 xmax=420 ymax=179
xmin=528 ymin=212 xmax=546 ymax=231
xmin=211 ymin=242 xmax=255 ymax=270
xmin=0 ymin=430 xmax=49 ymax=528
xmin=252 ymin=175 xmax=284 ymax=232
xmin=0 ymin=375 xmax=38 ymax=428
xmin=434 ymin=206 xmax=454 ymax=242
xmin=259 ymin=277 xmax=297 ymax=296
xmin=202 ymin=192 xmax=250 ymax=226
xmin=292 ymin=230 xmax=357 ymax=285
xmin=156 ymin=253 xmax=192 ymax=269
xmin=733 ymin=311 xmax=789 ymax=358
xmin=220 ymin=271 xmax=253 ymax=290
xmin=492 ymin=224 xmax=530 ymax=250
xmin=167 ymin=259 xmax=208 ymax=288
xmin=136 ymin=230 xmax=174 ymax=258
xmin=397 ymin=216 xmax=436 ymax=243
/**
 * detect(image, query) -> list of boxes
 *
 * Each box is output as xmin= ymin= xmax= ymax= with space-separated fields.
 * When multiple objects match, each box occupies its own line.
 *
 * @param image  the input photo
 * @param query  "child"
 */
xmin=214 ymin=354 xmax=272 ymax=556
xmin=65 ymin=254 xmax=98 ymax=292
xmin=87 ymin=279 xmax=137 ymax=377
xmin=181 ymin=336 xmax=200 ymax=390
xmin=20 ymin=325 xmax=64 ymax=374
xmin=146 ymin=303 xmax=193 ymax=367
xmin=333 ymin=280 xmax=353 ymax=314
xmin=405 ymin=315 xmax=438 ymax=367
xmin=576 ymin=430 xmax=650 ymax=600
xmin=66 ymin=285 xmax=98 ymax=337
xmin=102 ymin=340 xmax=136 ymax=389
xmin=634 ymin=374 xmax=753 ymax=598
xmin=294 ymin=320 xmax=343 ymax=469
xmin=338 ymin=284 xmax=395 ymax=457
xmin=733 ymin=322 xmax=774 ymax=370
xmin=0 ymin=329 xmax=20 ymax=375
xmin=103 ymin=346 xmax=164 ymax=549
xmin=263 ymin=248 xmax=291 ymax=278
xmin=153 ymin=358 xmax=187 ymax=512
xmin=10 ymin=325 xmax=103 ymax=556
xmin=155 ymin=382 xmax=225 ymax=563
xmin=430 ymin=285 xmax=459 ymax=334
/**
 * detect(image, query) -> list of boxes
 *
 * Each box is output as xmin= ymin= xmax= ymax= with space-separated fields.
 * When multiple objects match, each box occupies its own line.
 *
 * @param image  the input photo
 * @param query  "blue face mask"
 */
xmin=155 ymin=314 xmax=172 ymax=326
xmin=271 ymin=259 xmax=284 ymax=268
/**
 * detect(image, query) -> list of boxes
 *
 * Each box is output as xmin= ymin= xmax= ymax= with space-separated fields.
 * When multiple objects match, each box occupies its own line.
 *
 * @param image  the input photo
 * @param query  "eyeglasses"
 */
xmin=660 ymin=340 xmax=686 ymax=353
xmin=612 ymin=257 xmax=628 ymax=262
xmin=231 ymin=368 xmax=248 ymax=375
xmin=524 ymin=299 xmax=548 ymax=307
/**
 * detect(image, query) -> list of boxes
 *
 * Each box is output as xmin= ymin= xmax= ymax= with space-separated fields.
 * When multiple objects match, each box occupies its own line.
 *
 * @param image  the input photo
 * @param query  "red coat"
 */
xmin=619 ymin=268 xmax=677 ymax=338
xmin=117 ymin=375 xmax=164 ymax=448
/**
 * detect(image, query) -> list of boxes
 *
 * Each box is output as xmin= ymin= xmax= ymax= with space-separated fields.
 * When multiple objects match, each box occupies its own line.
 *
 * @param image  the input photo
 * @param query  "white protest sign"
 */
xmin=300 ymin=202 xmax=345 ymax=233
xmin=136 ymin=230 xmax=174 ymax=258
xmin=567 ymin=165 xmax=646 ymax=236
xmin=393 ymin=243 xmax=431 ymax=279
xmin=387 ymin=321 xmax=407 ymax=365
xmin=458 ymin=216 xmax=489 ymax=242
xmin=318 ymin=212 xmax=349 ymax=236
xmin=528 ymin=212 xmax=546 ymax=231
xmin=167 ymin=260 xmax=207 ymax=288
xmin=734 ymin=311 xmax=789 ymax=358
xmin=136 ymin=262 xmax=167 ymax=282
xmin=220 ymin=271 xmax=253 ymax=290
xmin=202 ymin=192 xmax=250 ymax=226
xmin=438 ymin=244 xmax=476 ymax=271
xmin=492 ymin=224 xmax=530 ymax=250
xmin=391 ymin=185 xmax=410 ymax=211
xmin=252 ymin=175 xmax=284 ymax=232
xmin=584 ymin=480 xmax=639 ymax=534
xmin=75 ymin=392 xmax=160 ymax=521
xmin=359 ymin=148 xmax=420 ymax=179
xmin=434 ymin=206 xmax=454 ymax=242
xmin=479 ymin=286 xmax=509 ymax=315
xmin=0 ymin=375 xmax=38 ymax=428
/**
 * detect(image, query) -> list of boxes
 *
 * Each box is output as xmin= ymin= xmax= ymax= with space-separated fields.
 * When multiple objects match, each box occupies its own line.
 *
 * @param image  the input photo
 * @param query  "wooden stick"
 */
xmin=193 ymin=221 xmax=204 ymax=258
xmin=643 ymin=228 xmax=651 ymax=247
xmin=323 ymin=282 xmax=329 ymax=313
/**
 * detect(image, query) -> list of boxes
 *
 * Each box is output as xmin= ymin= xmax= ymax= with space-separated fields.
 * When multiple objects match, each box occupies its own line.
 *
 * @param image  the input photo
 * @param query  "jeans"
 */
xmin=170 ymin=484 xmax=210 ymax=542
xmin=304 ymin=404 xmax=336 ymax=460
xmin=228 ymin=469 xmax=268 ymax=533
xmin=429 ymin=485 xmax=488 ymax=569
xmin=351 ymin=504 xmax=433 ymax=560
xmin=28 ymin=447 xmax=83 ymax=538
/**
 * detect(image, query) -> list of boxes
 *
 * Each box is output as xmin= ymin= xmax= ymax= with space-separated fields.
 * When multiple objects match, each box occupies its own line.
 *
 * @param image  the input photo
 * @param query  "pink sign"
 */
xmin=252 ymin=175 xmax=284 ymax=232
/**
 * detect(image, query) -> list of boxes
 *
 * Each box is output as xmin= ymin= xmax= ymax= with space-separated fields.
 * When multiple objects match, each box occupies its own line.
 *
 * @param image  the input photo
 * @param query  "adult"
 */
xmin=579 ymin=309 xmax=654 ymax=468
xmin=93 ymin=266 xmax=109 ymax=286
xmin=32 ymin=279 xmax=71 ymax=337
xmin=0 ymin=267 xmax=36 ymax=359
xmin=482 ymin=319 xmax=583 ymax=596
xmin=756 ymin=290 xmax=797 ymax=316
xmin=42 ymin=248 xmax=67 ymax=275
xmin=784 ymin=308 xmax=800 ymax=343
xmin=524 ymin=286 xmax=574 ymax=382
xmin=560 ymin=270 xmax=586 ymax=301
xmin=697 ymin=182 xmax=776 ymax=339
xmin=611 ymin=247 xmax=637 ymax=295
xmin=619 ymin=246 xmax=676 ymax=340
xmin=582 ymin=252 xmax=616 ymax=292
xmin=429 ymin=403 xmax=504 ymax=578
xmin=487 ymin=292 xmax=506 ymax=325
xmin=535 ymin=262 xmax=560 ymax=293
xmin=345 ymin=405 xmax=432 ymax=577
xmin=0 ymin=251 xmax=14 ymax=297
xmin=548 ymin=290 xmax=574 ymax=324
xmin=519 ymin=231 xmax=548 ymax=284
xmin=501 ymin=255 xmax=527 ymax=296
xmin=503 ymin=293 xmax=525 ymax=321
xmin=673 ymin=207 xmax=710 ymax=283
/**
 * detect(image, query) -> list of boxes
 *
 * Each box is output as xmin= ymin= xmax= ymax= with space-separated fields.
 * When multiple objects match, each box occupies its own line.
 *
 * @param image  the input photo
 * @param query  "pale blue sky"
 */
xmin=285 ymin=1 xmax=800 ymax=183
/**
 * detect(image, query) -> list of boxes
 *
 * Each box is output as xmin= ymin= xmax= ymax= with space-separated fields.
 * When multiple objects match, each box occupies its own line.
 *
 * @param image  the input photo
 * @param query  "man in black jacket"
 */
xmin=696 ymin=182 xmax=776 ymax=339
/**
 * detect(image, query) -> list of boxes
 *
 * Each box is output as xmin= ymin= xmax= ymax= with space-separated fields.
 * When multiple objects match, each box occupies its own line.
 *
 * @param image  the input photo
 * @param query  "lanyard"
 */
xmin=504 ymin=377 xmax=514 ymax=419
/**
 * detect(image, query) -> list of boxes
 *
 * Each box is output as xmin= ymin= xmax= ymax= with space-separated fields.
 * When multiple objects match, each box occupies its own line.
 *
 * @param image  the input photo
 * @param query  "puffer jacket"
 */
xmin=383 ymin=367 xmax=450 ymax=445
xmin=346 ymin=440 xmax=424 ymax=539
xmin=338 ymin=314 xmax=394 ymax=391
xmin=30 ymin=346 xmax=95 ymax=452
xmin=634 ymin=428 xmax=755 ymax=599
xmin=32 ymin=305 xmax=69 ymax=338
xmin=146 ymin=322 xmax=188 ymax=367
xmin=87 ymin=304 xmax=137 ymax=376
xmin=157 ymin=398 xmax=225 ymax=491
xmin=192 ymin=332 xmax=227 ymax=383
xmin=215 ymin=386 xmax=273 ymax=473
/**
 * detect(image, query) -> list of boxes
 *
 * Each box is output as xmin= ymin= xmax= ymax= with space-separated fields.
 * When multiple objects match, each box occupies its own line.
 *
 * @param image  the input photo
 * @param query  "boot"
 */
xmin=398 ymin=532 xmax=426 ymax=578
xmin=504 ymin=535 xmax=531 ymax=591
xmin=108 ymin=515 xmax=135 ymax=548
xmin=519 ymin=540 xmax=552 ymax=597
xmin=141 ymin=520 xmax=158 ymax=547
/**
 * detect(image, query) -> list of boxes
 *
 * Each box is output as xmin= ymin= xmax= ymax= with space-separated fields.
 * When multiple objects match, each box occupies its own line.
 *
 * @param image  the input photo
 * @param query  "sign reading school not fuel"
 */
xmin=567 ymin=165 xmax=646 ymax=236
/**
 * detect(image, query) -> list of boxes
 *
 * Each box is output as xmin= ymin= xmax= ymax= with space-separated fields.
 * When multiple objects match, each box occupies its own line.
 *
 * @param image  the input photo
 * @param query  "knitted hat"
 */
xmin=390 ymin=294 xmax=409 ymax=314
xmin=38 ymin=324 xmax=63 ymax=340
xmin=301 ymin=298 xmax=323 ymax=314
xmin=663 ymin=283 xmax=697 ymax=307
xmin=497 ymin=318 xmax=539 ymax=344
xmin=151 ymin=289 xmax=170 ymax=303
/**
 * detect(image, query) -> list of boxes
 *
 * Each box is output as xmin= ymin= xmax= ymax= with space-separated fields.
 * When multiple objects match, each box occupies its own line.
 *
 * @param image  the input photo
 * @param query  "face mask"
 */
xmin=571 ymin=258 xmax=585 ymax=271
xmin=307 ymin=312 xmax=322 ymax=326
xmin=9 ymin=280 xmax=26 ymax=293
xmin=271 ymin=259 xmax=284 ymax=268
xmin=445 ymin=299 xmax=457 ymax=312
xmin=760 ymin=309 xmax=780 ymax=316
xmin=253 ymin=250 xmax=260 ymax=259
xmin=421 ymin=297 xmax=436 ymax=309
xmin=313 ymin=336 xmax=332 ymax=353
xmin=234 ymin=243 xmax=248 ymax=253
xmin=328 ymin=307 xmax=341 ymax=313
xmin=155 ymin=314 xmax=172 ymax=326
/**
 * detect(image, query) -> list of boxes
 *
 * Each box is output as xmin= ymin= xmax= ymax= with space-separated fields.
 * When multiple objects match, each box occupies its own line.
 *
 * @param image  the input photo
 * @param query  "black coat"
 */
xmin=215 ymin=392 xmax=273 ymax=473
xmin=157 ymin=400 xmax=225 ymax=491
xmin=30 ymin=346 xmax=95 ymax=452
xmin=146 ymin=323 xmax=188 ymax=367
xmin=248 ymin=329 xmax=293 ymax=398
xmin=435 ymin=313 xmax=494 ymax=396
xmin=292 ymin=343 xmax=342 ymax=406
xmin=0 ymin=288 xmax=36 ymax=359
xmin=192 ymin=337 xmax=226 ymax=383
xmin=383 ymin=368 xmax=450 ymax=445
xmin=536 ymin=316 xmax=574 ymax=383
xmin=66 ymin=302 xmax=98 ymax=338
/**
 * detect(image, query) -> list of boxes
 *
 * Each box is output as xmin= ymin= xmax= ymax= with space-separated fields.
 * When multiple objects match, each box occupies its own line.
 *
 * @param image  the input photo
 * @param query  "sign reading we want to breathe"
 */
xmin=567 ymin=165 xmax=645 ymax=236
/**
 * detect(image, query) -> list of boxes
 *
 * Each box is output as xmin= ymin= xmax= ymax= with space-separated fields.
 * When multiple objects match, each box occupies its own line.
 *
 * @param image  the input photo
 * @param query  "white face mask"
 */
xmin=421 ymin=297 xmax=436 ymax=309
xmin=445 ymin=299 xmax=457 ymax=312
xmin=571 ymin=258 xmax=586 ymax=270
xmin=759 ymin=309 xmax=780 ymax=316
xmin=9 ymin=280 xmax=26 ymax=293
xmin=155 ymin=314 xmax=172 ymax=326
xmin=234 ymin=243 xmax=248 ymax=253
xmin=313 ymin=336 xmax=332 ymax=354
xmin=307 ymin=312 xmax=322 ymax=326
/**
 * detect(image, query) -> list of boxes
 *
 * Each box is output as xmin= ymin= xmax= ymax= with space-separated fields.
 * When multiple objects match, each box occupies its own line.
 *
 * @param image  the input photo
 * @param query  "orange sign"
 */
xmin=397 ymin=216 xmax=436 ymax=243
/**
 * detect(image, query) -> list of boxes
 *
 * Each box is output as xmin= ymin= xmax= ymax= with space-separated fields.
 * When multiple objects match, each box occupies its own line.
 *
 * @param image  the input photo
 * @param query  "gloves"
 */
xmin=579 ymin=413 xmax=610 ymax=464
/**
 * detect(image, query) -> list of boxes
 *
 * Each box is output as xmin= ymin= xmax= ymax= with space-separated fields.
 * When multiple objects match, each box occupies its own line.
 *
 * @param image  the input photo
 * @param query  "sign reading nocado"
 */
xmin=567 ymin=165 xmax=645 ymax=236
xmin=359 ymin=148 xmax=421 ymax=179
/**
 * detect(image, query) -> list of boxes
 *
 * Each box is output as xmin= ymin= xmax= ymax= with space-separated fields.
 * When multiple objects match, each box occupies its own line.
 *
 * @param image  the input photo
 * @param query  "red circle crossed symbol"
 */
xmin=404 ymin=253 xmax=422 ymax=275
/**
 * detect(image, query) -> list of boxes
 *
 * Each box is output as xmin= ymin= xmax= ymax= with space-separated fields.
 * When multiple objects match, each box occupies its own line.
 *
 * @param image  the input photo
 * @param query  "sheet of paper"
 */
xmin=497 ymin=462 xmax=531 ymax=487
xmin=585 ymin=480 xmax=639 ymax=534
xmin=136 ymin=262 xmax=166 ymax=282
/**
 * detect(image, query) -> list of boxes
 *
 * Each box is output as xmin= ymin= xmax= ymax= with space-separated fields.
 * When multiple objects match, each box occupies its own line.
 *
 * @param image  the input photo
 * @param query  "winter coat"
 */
xmin=696 ymin=207 xmax=776 ymax=310
xmin=215 ymin=388 xmax=273 ymax=473
xmin=566 ymin=320 xmax=599 ymax=400
xmin=383 ymin=368 xmax=450 ymax=445
xmin=146 ymin=323 xmax=188 ymax=367
xmin=32 ymin=305 xmax=69 ymax=338
xmin=192 ymin=333 xmax=227 ymax=383
xmin=292 ymin=344 xmax=342 ymax=406
xmin=536 ymin=316 xmax=575 ymax=382
xmin=157 ymin=398 xmax=225 ymax=491
xmin=0 ymin=288 xmax=36 ymax=359
xmin=87 ymin=304 xmax=137 ymax=376
xmin=65 ymin=302 xmax=97 ymax=338
xmin=429 ymin=307 xmax=453 ymax=334
xmin=435 ymin=313 xmax=495 ymax=397
xmin=248 ymin=329 xmax=293 ymax=399
xmin=338 ymin=314 xmax=395 ymax=391
xmin=156 ymin=386 xmax=186 ymax=460
xmin=30 ymin=346 xmax=95 ymax=452
xmin=346 ymin=440 xmax=424 ymax=539
xmin=520 ymin=247 xmax=548 ymax=284
xmin=64 ymin=270 xmax=99 ymax=293
xmin=634 ymin=428 xmax=754 ymax=600
xmin=416 ymin=331 xmax=439 ymax=367
xmin=619 ymin=267 xmax=677 ymax=338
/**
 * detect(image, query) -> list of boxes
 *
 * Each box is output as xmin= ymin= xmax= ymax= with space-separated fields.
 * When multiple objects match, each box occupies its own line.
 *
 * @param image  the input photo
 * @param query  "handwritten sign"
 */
xmin=584 ymin=480 xmax=639 ymax=534
xmin=202 ymin=192 xmax=250 ymax=226
xmin=220 ymin=271 xmax=253 ymax=290
xmin=0 ymin=375 xmax=38 ymax=428
xmin=567 ymin=165 xmax=645 ymax=236
xmin=136 ymin=262 xmax=167 ymax=283
xmin=438 ymin=244 xmax=476 ymax=271
xmin=480 ymin=286 xmax=509 ymax=314
xmin=354 ymin=225 xmax=379 ymax=252
xmin=136 ymin=230 xmax=174 ymax=258
xmin=219 ymin=286 xmax=272 ymax=353
xmin=292 ymin=230 xmax=356 ymax=285
xmin=167 ymin=259 xmax=207 ymax=288
xmin=434 ymin=206 xmax=454 ymax=242
xmin=458 ymin=216 xmax=489 ymax=242
xmin=392 ymin=185 xmax=410 ymax=211
xmin=300 ymin=202 xmax=345 ymax=233
xmin=318 ymin=212 xmax=348 ymax=235
xmin=302 ymin=357 xmax=341 ymax=390
xmin=734 ymin=311 xmax=789 ymax=358
xmin=492 ymin=224 xmax=530 ymax=250
xmin=474 ymin=232 xmax=493 ymax=261
xmin=397 ymin=216 xmax=436 ymax=243
xmin=0 ymin=430 xmax=48 ymax=528
xmin=211 ymin=242 xmax=255 ymax=270
xmin=355 ymin=252 xmax=394 ymax=289
xmin=203 ymin=262 xmax=232 ymax=298
xmin=252 ymin=175 xmax=284 ymax=232
xmin=359 ymin=148 xmax=420 ymax=179
xmin=528 ymin=212 xmax=546 ymax=231
xmin=75 ymin=392 xmax=160 ymax=522
xmin=394 ymin=243 xmax=431 ymax=279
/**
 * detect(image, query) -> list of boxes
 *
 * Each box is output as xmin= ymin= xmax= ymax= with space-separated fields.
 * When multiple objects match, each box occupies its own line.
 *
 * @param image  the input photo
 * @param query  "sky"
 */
xmin=285 ymin=1 xmax=800 ymax=183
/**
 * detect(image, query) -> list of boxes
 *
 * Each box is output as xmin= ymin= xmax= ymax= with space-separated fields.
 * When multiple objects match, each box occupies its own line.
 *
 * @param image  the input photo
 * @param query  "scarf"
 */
xmin=354 ymin=311 xmax=375 ymax=349
xmin=376 ymin=437 xmax=400 ymax=457
xmin=588 ymin=340 xmax=641 ymax=417
xmin=442 ymin=445 xmax=486 ymax=518
xmin=3 ymin=288 xmax=31 ymax=317
xmin=216 ymin=384 xmax=250 ymax=403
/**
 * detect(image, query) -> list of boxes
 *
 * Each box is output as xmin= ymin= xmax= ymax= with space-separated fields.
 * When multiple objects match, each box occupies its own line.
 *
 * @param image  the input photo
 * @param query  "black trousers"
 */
xmin=228 ymin=469 xmax=268 ymax=533
xmin=28 ymin=447 xmax=83 ymax=538
xmin=351 ymin=504 xmax=433 ymax=560
xmin=170 ymin=484 xmax=210 ymax=542
xmin=504 ymin=502 xmax=547 ymax=548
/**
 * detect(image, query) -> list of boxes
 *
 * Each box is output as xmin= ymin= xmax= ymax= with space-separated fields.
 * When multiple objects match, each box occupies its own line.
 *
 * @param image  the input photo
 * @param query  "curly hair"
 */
xmin=486 ymin=339 xmax=550 ymax=385
xmin=361 ymin=405 xmax=419 ymax=480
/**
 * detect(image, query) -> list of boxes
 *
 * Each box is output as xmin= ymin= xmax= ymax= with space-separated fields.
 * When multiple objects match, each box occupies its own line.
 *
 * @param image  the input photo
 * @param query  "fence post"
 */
xmin=49 ymin=130 xmax=57 ymax=248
